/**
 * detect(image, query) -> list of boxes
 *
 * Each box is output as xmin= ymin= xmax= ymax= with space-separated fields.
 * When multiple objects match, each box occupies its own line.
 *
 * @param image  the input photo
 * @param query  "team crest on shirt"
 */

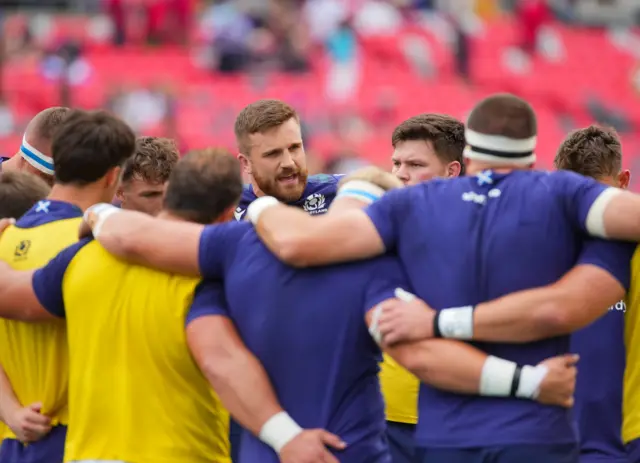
xmin=14 ymin=240 xmax=31 ymax=260
xmin=303 ymin=193 xmax=327 ymax=215
xmin=234 ymin=207 xmax=246 ymax=221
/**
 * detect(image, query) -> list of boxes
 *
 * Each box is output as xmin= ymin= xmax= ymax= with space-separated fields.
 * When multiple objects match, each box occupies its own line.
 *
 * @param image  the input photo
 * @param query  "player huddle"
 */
xmin=0 ymin=94 xmax=639 ymax=463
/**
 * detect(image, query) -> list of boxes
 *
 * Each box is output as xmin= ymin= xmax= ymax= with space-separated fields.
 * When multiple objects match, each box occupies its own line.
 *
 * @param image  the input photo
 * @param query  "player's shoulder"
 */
xmin=305 ymin=173 xmax=343 ymax=194
xmin=15 ymin=200 xmax=83 ymax=229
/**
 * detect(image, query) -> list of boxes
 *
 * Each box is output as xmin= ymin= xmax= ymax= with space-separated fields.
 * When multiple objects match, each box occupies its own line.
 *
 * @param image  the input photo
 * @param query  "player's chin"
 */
xmin=274 ymin=182 xmax=305 ymax=202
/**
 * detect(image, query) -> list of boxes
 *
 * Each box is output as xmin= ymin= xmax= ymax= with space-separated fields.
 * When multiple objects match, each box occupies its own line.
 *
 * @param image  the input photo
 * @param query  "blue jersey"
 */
xmin=365 ymin=169 xmax=614 ymax=448
xmin=189 ymin=221 xmax=406 ymax=462
xmin=234 ymin=174 xmax=343 ymax=220
xmin=570 ymin=239 xmax=634 ymax=463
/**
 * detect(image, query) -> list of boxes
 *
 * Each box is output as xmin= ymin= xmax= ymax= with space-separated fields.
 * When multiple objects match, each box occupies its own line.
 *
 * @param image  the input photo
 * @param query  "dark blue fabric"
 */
xmin=415 ymin=444 xmax=579 ymax=463
xmin=0 ymin=424 xmax=66 ymax=463
xmin=386 ymin=421 xmax=415 ymax=463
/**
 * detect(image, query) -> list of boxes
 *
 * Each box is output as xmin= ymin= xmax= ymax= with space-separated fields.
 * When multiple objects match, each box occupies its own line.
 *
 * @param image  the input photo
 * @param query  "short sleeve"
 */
xmin=364 ymin=188 xmax=411 ymax=251
xmin=578 ymin=238 xmax=635 ymax=291
xmin=185 ymin=280 xmax=230 ymax=326
xmin=198 ymin=221 xmax=252 ymax=279
xmin=32 ymin=238 xmax=92 ymax=318
xmin=363 ymin=255 xmax=411 ymax=314
xmin=550 ymin=170 xmax=610 ymax=233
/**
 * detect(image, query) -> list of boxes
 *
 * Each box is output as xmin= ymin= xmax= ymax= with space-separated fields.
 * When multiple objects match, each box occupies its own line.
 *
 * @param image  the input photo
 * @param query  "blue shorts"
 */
xmin=0 ymin=424 xmax=66 ymax=463
xmin=385 ymin=421 xmax=415 ymax=463
xmin=626 ymin=438 xmax=640 ymax=462
xmin=415 ymin=443 xmax=579 ymax=463
xmin=230 ymin=418 xmax=243 ymax=462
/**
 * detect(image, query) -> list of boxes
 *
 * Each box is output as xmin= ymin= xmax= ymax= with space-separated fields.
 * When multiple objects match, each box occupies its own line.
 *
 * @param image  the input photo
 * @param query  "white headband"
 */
xmin=464 ymin=129 xmax=537 ymax=165
xmin=20 ymin=135 xmax=54 ymax=175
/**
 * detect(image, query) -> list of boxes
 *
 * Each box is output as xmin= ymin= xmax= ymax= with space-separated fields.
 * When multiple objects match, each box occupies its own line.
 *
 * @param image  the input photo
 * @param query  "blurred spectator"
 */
xmin=516 ymin=0 xmax=551 ymax=55
xmin=109 ymin=84 xmax=169 ymax=133
xmin=325 ymin=18 xmax=360 ymax=102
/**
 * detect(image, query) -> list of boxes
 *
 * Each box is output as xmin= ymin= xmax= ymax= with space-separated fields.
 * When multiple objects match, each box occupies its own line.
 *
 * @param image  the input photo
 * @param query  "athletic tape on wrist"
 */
xmin=368 ymin=303 xmax=384 ymax=345
xmin=585 ymin=187 xmax=621 ymax=238
xmin=247 ymin=196 xmax=280 ymax=225
xmin=84 ymin=203 xmax=121 ymax=239
xmin=479 ymin=356 xmax=518 ymax=397
xmin=436 ymin=306 xmax=475 ymax=340
xmin=259 ymin=411 xmax=303 ymax=454
xmin=337 ymin=180 xmax=385 ymax=204
xmin=516 ymin=364 xmax=549 ymax=399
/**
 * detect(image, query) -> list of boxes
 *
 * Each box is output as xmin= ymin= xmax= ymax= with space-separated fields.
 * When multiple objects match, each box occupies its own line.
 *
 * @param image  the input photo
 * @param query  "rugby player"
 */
xmin=72 ymin=167 xmax=575 ymax=462
xmin=233 ymin=99 xmax=342 ymax=220
xmin=115 ymin=136 xmax=179 ymax=215
xmin=0 ymin=171 xmax=51 ymax=445
xmin=391 ymin=113 xmax=465 ymax=185
xmin=0 ymin=107 xmax=70 ymax=185
xmin=385 ymin=113 xmax=466 ymax=463
xmin=375 ymin=125 xmax=635 ymax=462
xmin=0 ymin=109 xmax=135 ymax=463
xmin=555 ymin=126 xmax=630 ymax=463
xmin=0 ymin=149 xmax=350 ymax=463
xmin=236 ymin=93 xmax=640 ymax=462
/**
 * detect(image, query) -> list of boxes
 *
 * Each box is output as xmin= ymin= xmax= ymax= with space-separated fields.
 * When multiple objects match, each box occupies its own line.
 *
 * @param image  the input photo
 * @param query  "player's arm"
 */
xmin=383 ymin=239 xmax=631 ymax=344
xmin=82 ymin=205 xmax=203 ymax=276
xmin=250 ymin=168 xmax=404 ymax=267
xmin=366 ymin=303 xmax=577 ymax=407
xmin=186 ymin=281 xmax=345 ymax=459
xmin=0 ymin=363 xmax=51 ymax=442
xmin=0 ymin=263 xmax=50 ymax=321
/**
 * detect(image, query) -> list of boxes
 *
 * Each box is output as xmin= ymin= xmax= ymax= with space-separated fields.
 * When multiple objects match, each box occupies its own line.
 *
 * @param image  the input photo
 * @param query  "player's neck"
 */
xmin=250 ymin=179 xmax=267 ymax=198
xmin=157 ymin=210 xmax=187 ymax=222
xmin=47 ymin=184 xmax=108 ymax=212
xmin=1 ymin=155 xmax=21 ymax=171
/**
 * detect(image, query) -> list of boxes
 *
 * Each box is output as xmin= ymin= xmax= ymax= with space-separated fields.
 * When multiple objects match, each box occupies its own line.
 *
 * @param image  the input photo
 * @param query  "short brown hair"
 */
xmin=121 ymin=137 xmax=180 ymax=185
xmin=0 ymin=171 xmax=50 ymax=219
xmin=163 ymin=147 xmax=243 ymax=224
xmin=555 ymin=125 xmax=622 ymax=179
xmin=52 ymin=109 xmax=136 ymax=186
xmin=467 ymin=93 xmax=537 ymax=139
xmin=234 ymin=99 xmax=299 ymax=154
xmin=392 ymin=113 xmax=465 ymax=169
xmin=28 ymin=107 xmax=71 ymax=143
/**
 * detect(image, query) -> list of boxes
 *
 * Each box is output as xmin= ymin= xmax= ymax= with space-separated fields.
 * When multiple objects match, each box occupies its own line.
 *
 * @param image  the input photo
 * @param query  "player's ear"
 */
xmin=447 ymin=161 xmax=462 ymax=178
xmin=618 ymin=170 xmax=631 ymax=190
xmin=237 ymin=153 xmax=252 ymax=176
xmin=104 ymin=166 xmax=121 ymax=189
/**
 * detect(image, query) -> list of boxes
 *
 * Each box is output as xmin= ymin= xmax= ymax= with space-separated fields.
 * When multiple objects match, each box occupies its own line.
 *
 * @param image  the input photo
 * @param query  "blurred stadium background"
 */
xmin=0 ymin=0 xmax=639 ymax=185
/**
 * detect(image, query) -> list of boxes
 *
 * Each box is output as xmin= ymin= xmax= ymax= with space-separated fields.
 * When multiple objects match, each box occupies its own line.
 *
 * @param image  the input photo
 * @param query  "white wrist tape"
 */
xmin=585 ymin=187 xmax=621 ymax=238
xmin=438 ymin=306 xmax=474 ymax=340
xmin=247 ymin=196 xmax=280 ymax=225
xmin=259 ymin=411 xmax=303 ymax=454
xmin=368 ymin=303 xmax=384 ymax=345
xmin=516 ymin=364 xmax=548 ymax=399
xmin=479 ymin=356 xmax=517 ymax=396
xmin=337 ymin=180 xmax=385 ymax=204
xmin=84 ymin=203 xmax=121 ymax=239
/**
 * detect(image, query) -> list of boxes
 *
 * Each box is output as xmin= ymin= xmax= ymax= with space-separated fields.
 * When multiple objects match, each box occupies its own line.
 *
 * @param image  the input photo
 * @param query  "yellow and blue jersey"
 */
xmin=31 ymin=238 xmax=230 ymax=463
xmin=0 ymin=199 xmax=83 ymax=440
xmin=379 ymin=355 xmax=419 ymax=424
xmin=623 ymin=246 xmax=640 ymax=445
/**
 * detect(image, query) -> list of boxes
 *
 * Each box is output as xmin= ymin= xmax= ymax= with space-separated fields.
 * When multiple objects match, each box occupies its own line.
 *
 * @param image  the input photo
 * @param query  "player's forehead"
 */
xmin=123 ymin=176 xmax=165 ymax=194
xmin=248 ymin=118 xmax=303 ymax=156
xmin=392 ymin=139 xmax=439 ymax=164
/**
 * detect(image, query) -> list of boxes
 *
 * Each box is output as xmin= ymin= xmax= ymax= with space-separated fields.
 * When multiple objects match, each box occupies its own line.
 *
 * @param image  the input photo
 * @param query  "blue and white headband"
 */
xmin=20 ymin=135 xmax=54 ymax=176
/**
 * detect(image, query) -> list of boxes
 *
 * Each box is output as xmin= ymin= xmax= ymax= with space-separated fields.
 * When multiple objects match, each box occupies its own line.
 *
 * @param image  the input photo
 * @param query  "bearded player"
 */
xmin=233 ymin=99 xmax=342 ymax=220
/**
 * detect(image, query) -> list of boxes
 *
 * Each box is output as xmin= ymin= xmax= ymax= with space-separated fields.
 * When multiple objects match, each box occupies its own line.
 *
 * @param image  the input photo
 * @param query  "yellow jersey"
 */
xmin=0 ymin=200 xmax=82 ymax=439
xmin=31 ymin=238 xmax=230 ymax=463
xmin=623 ymin=245 xmax=640 ymax=443
xmin=379 ymin=354 xmax=419 ymax=424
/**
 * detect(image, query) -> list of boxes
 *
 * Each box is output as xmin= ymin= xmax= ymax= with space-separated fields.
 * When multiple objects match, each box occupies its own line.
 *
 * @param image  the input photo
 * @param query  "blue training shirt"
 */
xmin=234 ymin=174 xmax=343 ymax=220
xmin=571 ymin=238 xmax=634 ymax=463
xmin=189 ymin=221 xmax=407 ymax=462
xmin=364 ymin=169 xmax=621 ymax=449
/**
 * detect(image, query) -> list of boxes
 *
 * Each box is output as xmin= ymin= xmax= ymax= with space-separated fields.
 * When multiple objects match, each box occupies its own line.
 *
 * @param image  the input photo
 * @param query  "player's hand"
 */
xmin=536 ymin=354 xmax=579 ymax=408
xmin=338 ymin=166 xmax=404 ymax=192
xmin=279 ymin=429 xmax=346 ymax=463
xmin=377 ymin=289 xmax=436 ymax=345
xmin=7 ymin=402 xmax=52 ymax=443
xmin=0 ymin=218 xmax=15 ymax=237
